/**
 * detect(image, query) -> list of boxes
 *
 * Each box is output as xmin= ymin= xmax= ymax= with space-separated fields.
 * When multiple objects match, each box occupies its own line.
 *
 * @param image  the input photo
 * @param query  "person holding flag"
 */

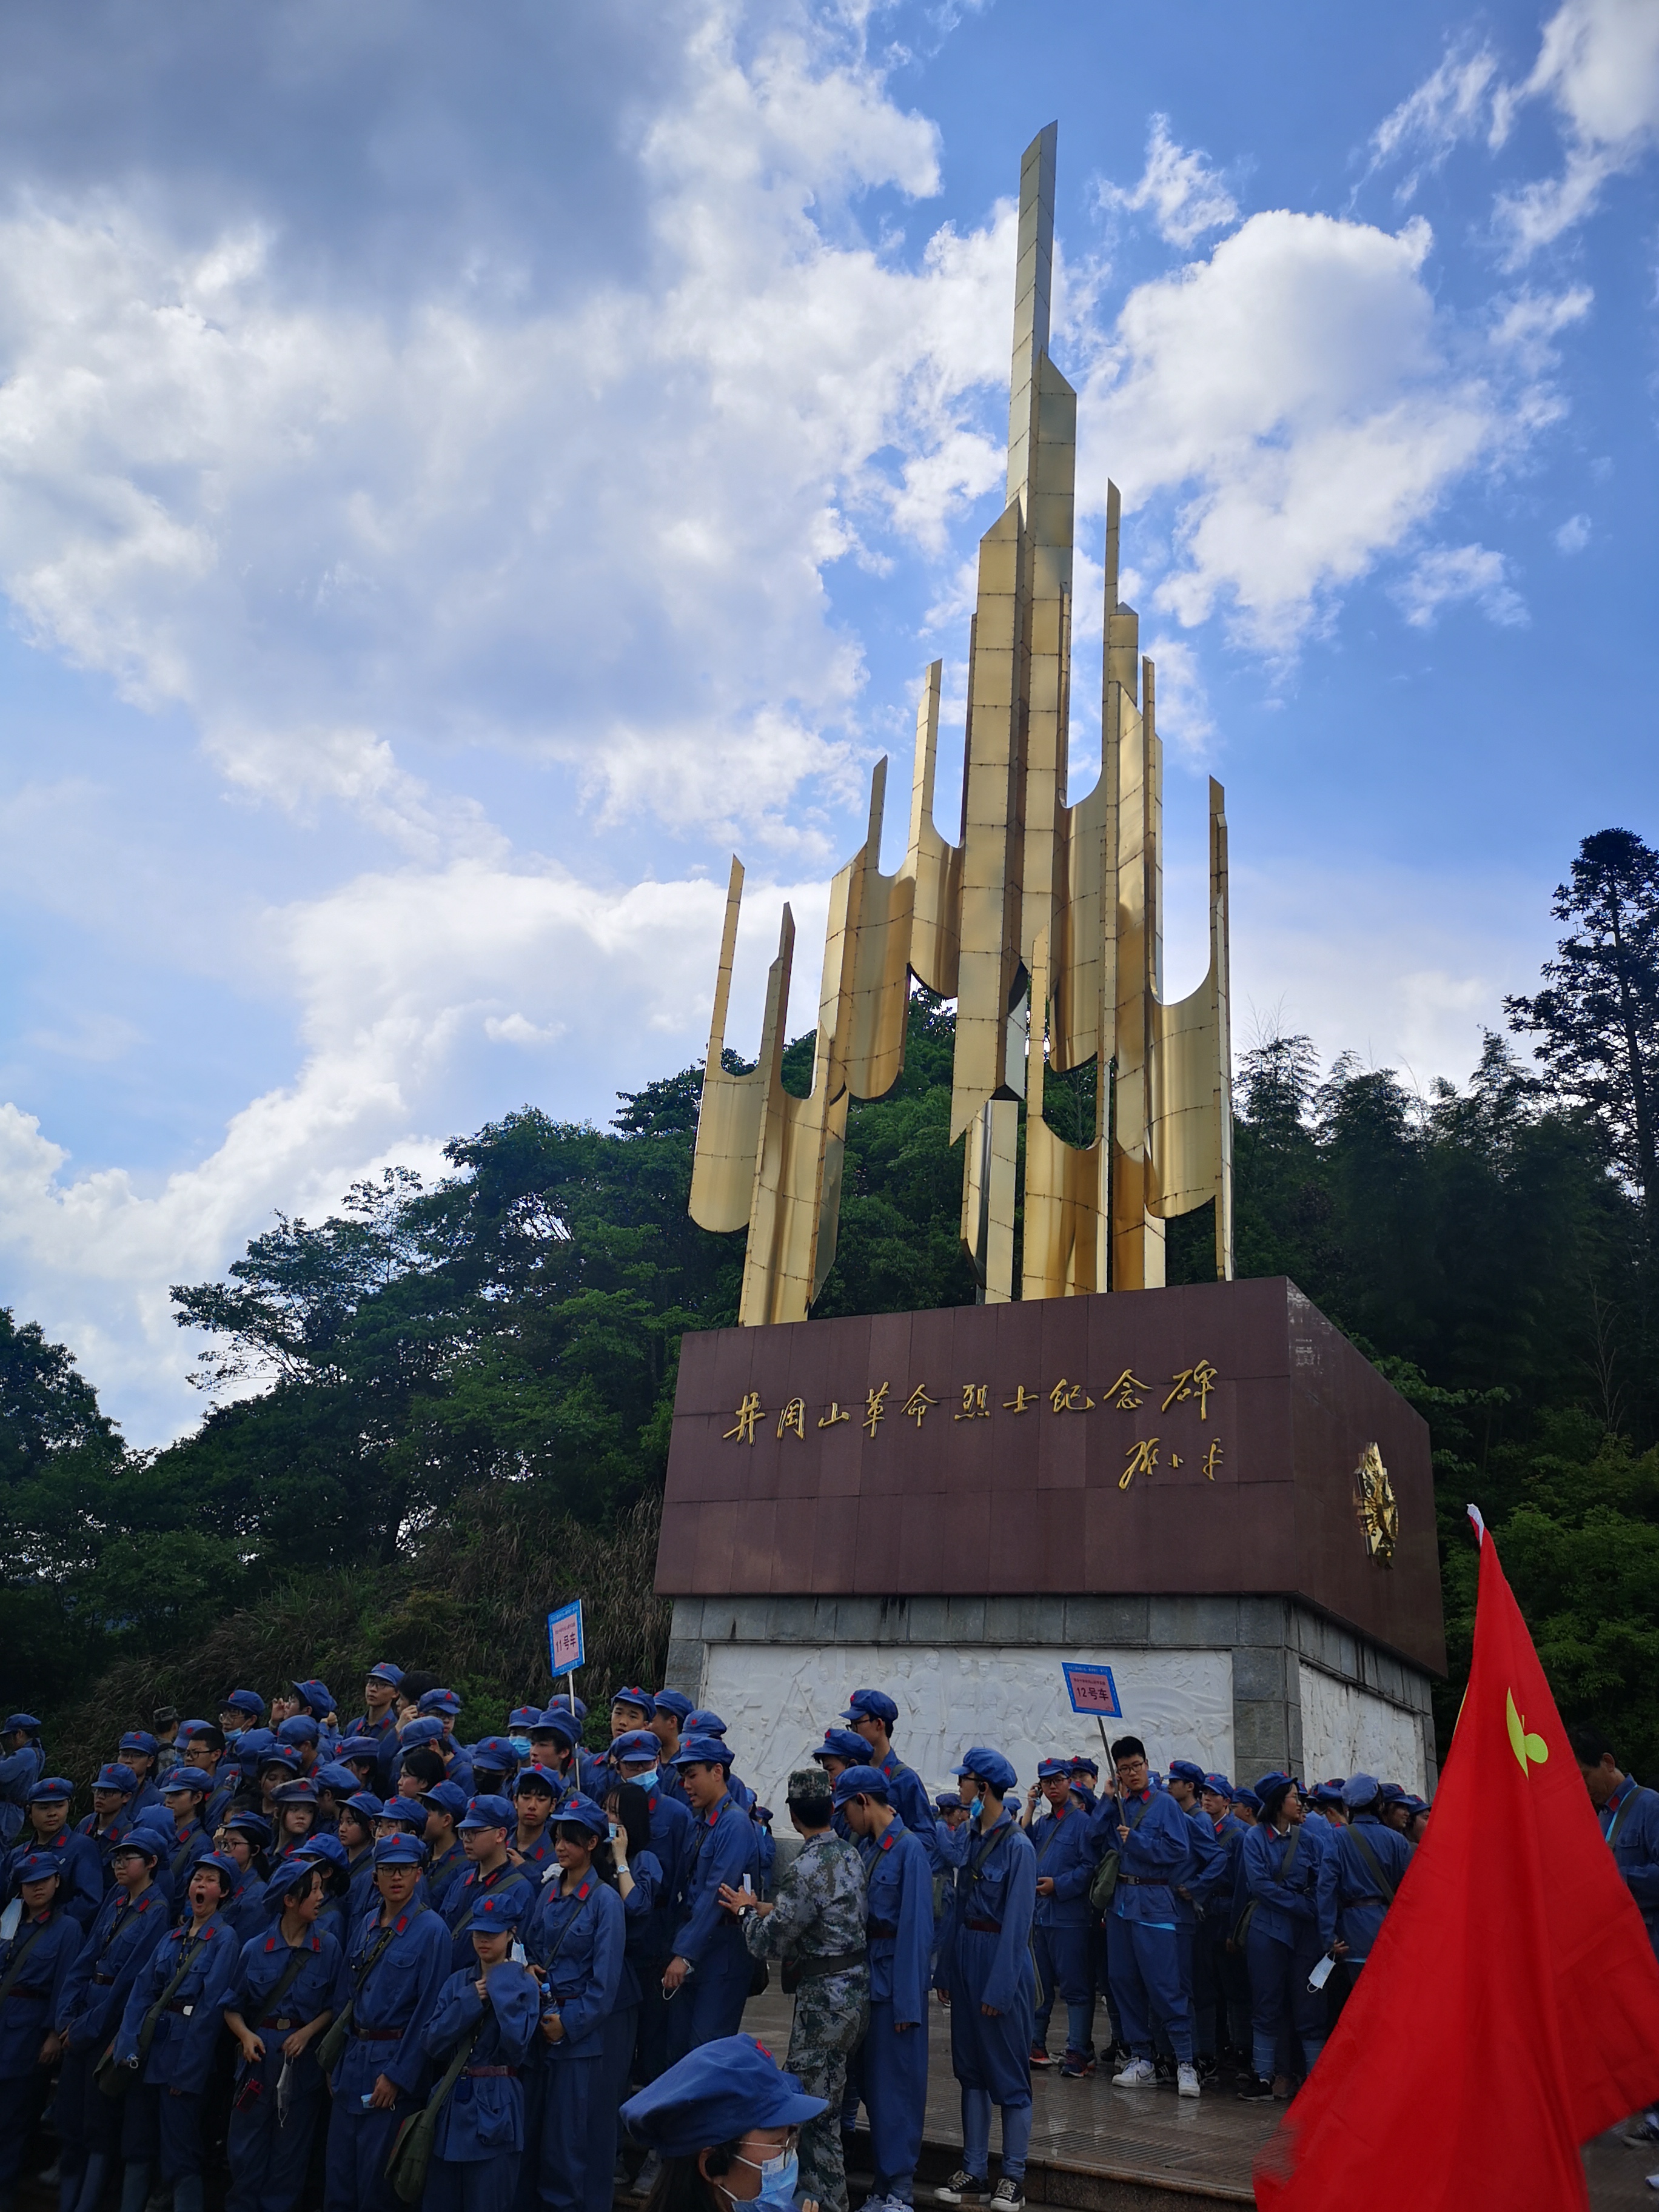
xmin=1254 ymin=1508 xmax=1659 ymax=2210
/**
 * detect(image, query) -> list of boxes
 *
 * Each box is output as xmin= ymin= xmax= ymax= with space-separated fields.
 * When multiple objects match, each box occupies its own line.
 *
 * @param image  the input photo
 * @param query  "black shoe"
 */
xmin=1236 ymin=2074 xmax=1275 ymax=2102
xmin=988 ymin=2184 xmax=1024 ymax=2212
xmin=934 ymin=2174 xmax=989 ymax=2205
xmin=1153 ymin=2055 xmax=1176 ymax=2085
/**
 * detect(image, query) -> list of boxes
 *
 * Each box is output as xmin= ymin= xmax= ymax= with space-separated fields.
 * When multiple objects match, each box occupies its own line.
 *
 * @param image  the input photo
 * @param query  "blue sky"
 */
xmin=0 ymin=0 xmax=1654 ymax=1442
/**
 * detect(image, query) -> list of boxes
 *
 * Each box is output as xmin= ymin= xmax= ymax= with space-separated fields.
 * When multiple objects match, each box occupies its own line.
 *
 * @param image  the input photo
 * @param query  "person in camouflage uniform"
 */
xmin=722 ymin=1765 xmax=869 ymax=2212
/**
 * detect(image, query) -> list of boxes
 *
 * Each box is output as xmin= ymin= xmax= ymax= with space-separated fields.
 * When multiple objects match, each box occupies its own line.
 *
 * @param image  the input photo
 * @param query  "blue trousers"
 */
xmin=0 ymin=2068 xmax=48 ymax=2191
xmin=534 ymin=2054 xmax=594 ymax=2212
xmin=1032 ymin=1925 xmax=1093 ymax=2056
xmin=1108 ymin=1919 xmax=1192 ymax=2063
xmin=120 ymin=2080 xmax=206 ymax=2182
xmin=665 ymin=1939 xmax=751 ymax=2061
xmin=226 ymin=2079 xmax=326 ymax=2211
xmin=864 ymin=2002 xmax=927 ymax=2207
xmin=324 ymin=2093 xmax=415 ymax=2212
xmin=960 ymin=2088 xmax=1031 ymax=2184
xmin=1244 ymin=1923 xmax=1325 ymax=2083
xmin=585 ymin=2003 xmax=638 ymax=2212
xmin=427 ymin=2151 xmax=521 ymax=2211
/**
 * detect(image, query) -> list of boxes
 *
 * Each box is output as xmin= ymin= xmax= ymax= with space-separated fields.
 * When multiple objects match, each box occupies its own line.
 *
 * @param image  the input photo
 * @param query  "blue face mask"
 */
xmin=508 ymin=1737 xmax=534 ymax=1760
xmin=626 ymin=1768 xmax=659 ymax=1794
xmin=726 ymin=2145 xmax=797 ymax=2212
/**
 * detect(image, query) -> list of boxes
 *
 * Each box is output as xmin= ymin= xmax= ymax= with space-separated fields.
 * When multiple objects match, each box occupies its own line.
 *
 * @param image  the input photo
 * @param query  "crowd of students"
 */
xmin=0 ymin=1671 xmax=1649 ymax=2212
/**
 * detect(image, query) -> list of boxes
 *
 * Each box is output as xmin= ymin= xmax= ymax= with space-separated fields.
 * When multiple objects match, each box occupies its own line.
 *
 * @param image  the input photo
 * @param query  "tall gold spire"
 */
xmin=688 ymin=125 xmax=1233 ymax=1321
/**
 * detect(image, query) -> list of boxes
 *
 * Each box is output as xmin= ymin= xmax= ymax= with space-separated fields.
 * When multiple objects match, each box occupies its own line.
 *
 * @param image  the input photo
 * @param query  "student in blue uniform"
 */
xmin=618 ymin=2033 xmax=825 ymax=2212
xmin=471 ymin=1740 xmax=524 ymax=1804
xmin=444 ymin=1797 xmax=537 ymax=1972
xmin=1162 ymin=1761 xmax=1224 ymax=2080
xmin=418 ymin=1885 xmax=542 ymax=2211
xmin=608 ymin=1732 xmax=689 ymax=2094
xmin=222 ymin=1855 xmax=342 ymax=2212
xmin=55 ymin=1828 xmax=173 ymax=2212
xmin=509 ymin=1768 xmax=562 ymax=1880
xmin=1236 ymin=1772 xmax=1326 ymax=2101
xmin=7 ymin=1778 xmax=102 ymax=1929
xmin=1103 ymin=1736 xmax=1201 ymax=2100
xmin=598 ymin=1691 xmax=657 ymax=1803
xmin=933 ymin=1748 xmax=1037 ymax=2212
xmin=216 ymin=1813 xmax=273 ymax=1943
xmin=110 ymin=1851 xmax=241 ymax=2212
xmin=217 ymin=1692 xmax=267 ymax=1749
xmin=0 ymin=1852 xmax=82 ymax=2204
xmin=336 ymin=1795 xmax=381 ymax=1921
xmin=344 ymin=1666 xmax=403 ymax=1751
xmin=591 ymin=1781 xmax=664 ymax=2202
xmin=422 ymin=1781 xmax=471 ymax=1912
xmin=1022 ymin=1758 xmax=1098 ymax=2077
xmin=75 ymin=1763 xmax=139 ymax=1883
xmin=322 ymin=1831 xmax=451 ymax=2212
xmin=267 ymin=1781 xmax=323 ymax=1873
xmin=1196 ymin=1775 xmax=1249 ymax=2070
xmin=526 ymin=1715 xmax=581 ymax=1808
xmin=841 ymin=1694 xmax=940 ymax=1873
xmin=521 ymin=1793 xmax=624 ymax=2212
xmin=159 ymin=1772 xmax=218 ymax=1900
xmin=662 ymin=1735 xmax=760 ymax=2062
xmin=0 ymin=1718 xmax=45 ymax=1850
xmin=1315 ymin=1774 xmax=1413 ymax=2024
xmin=647 ymin=1692 xmax=694 ymax=1808
xmin=683 ymin=1717 xmax=753 ymax=1813
xmin=118 ymin=1735 xmax=164 ymax=1821
xmin=289 ymin=1682 xmax=339 ymax=1757
xmin=836 ymin=1765 xmax=931 ymax=2212
xmin=508 ymin=1708 xmax=544 ymax=1763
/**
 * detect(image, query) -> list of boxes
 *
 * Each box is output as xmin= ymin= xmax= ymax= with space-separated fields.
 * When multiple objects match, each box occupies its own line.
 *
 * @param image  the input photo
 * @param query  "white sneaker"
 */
xmin=1112 ymin=2057 xmax=1156 ymax=2086
xmin=1176 ymin=2062 xmax=1201 ymax=2098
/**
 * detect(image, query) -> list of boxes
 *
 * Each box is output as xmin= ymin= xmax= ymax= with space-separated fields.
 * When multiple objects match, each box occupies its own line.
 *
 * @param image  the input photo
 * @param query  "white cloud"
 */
xmin=1555 ymin=512 xmax=1592 ymax=553
xmin=1082 ymin=210 xmax=1528 ymax=649
xmin=1096 ymin=116 xmax=1238 ymax=249
xmin=1497 ymin=0 xmax=1659 ymax=258
xmin=1366 ymin=45 xmax=1503 ymax=201
xmin=1394 ymin=542 xmax=1527 ymax=629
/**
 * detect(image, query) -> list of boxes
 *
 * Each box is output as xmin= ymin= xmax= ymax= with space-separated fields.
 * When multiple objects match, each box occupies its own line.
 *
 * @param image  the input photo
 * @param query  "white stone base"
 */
xmin=700 ymin=1641 xmax=1236 ymax=1814
xmin=1297 ymin=1660 xmax=1427 ymax=1792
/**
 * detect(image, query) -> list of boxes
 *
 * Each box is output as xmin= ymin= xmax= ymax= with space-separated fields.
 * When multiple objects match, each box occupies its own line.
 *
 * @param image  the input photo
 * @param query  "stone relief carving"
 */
xmin=1297 ymin=1660 xmax=1426 ymax=1792
xmin=701 ymin=1643 xmax=1236 ymax=1814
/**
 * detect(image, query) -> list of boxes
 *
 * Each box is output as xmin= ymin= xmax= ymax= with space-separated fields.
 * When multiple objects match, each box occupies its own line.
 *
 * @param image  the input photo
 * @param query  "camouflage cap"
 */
xmin=786 ymin=1766 xmax=833 ymax=1804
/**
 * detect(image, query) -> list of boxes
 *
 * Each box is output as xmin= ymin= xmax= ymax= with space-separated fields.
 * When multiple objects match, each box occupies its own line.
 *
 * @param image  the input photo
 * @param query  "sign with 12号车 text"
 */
xmin=1062 ymin=1662 xmax=1122 ymax=1718
xmin=547 ymin=1598 xmax=585 ymax=1678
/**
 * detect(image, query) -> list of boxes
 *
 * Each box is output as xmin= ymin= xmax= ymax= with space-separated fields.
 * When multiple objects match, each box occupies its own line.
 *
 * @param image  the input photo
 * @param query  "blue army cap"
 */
xmin=133 ymin=1806 xmax=176 ymax=1842
xmin=612 ymin=1730 xmax=659 ymax=1764
xmin=934 ymin=1792 xmax=962 ymax=1813
xmin=298 ymin=1832 xmax=349 ymax=1873
xmin=547 ymin=1694 xmax=588 ymax=1723
xmin=94 ymin=1763 xmax=138 ymax=1794
xmin=337 ymin=1737 xmax=384 ymax=1765
xmin=509 ymin=1705 xmax=544 ymax=1732
xmin=457 ymin=1793 xmax=516 ymax=1834
xmin=1338 ymin=1774 xmax=1379 ymax=1808
xmin=343 ymin=1791 xmax=384 ymax=1823
xmin=685 ymin=1709 xmax=727 ymax=1737
xmin=418 ymin=1689 xmax=463 ymax=1719
xmin=223 ymin=1810 xmax=272 ymax=1845
xmin=315 ymin=1762 xmax=361 ymax=1797
xmin=811 ymin=1729 xmax=868 ymax=1768
xmin=221 ymin=1689 xmax=266 ymax=1721
xmin=1377 ymin=1782 xmax=1407 ymax=1806
xmin=1036 ymin=1758 xmax=1073 ymax=1781
xmin=111 ymin=1826 xmax=164 ymax=1863
xmin=840 ymin=1689 xmax=898 ymax=1726
xmin=236 ymin=1728 xmax=276 ymax=1770
xmin=555 ymin=1793 xmax=611 ymax=1837
xmin=13 ymin=1851 xmax=64 ymax=1883
xmin=1253 ymin=1772 xmax=1296 ymax=1812
xmin=1307 ymin=1783 xmax=1345 ymax=1810
xmin=421 ymin=1780 xmax=471 ymax=1820
xmin=400 ymin=1717 xmax=446 ymax=1750
xmin=512 ymin=1764 xmax=563 ymax=1798
xmin=532 ymin=1709 xmax=580 ymax=1748
xmin=472 ymin=1885 xmax=532 ymax=1932
xmin=372 ymin=1833 xmax=425 ymax=1867
xmin=671 ymin=1734 xmax=732 ymax=1771
xmin=272 ymin=1778 xmax=320 ymax=1806
xmin=119 ymin=1731 xmax=159 ymax=1758
xmin=1202 ymin=1772 xmax=1233 ymax=1797
xmin=1231 ymin=1786 xmax=1261 ymax=1811
xmin=4 ymin=1713 xmax=42 ymax=1734
xmin=953 ymin=1747 xmax=1017 ymax=1792
xmin=1399 ymin=1793 xmax=1428 ymax=1815
xmin=377 ymin=1799 xmax=428 ymax=1835
xmin=831 ymin=1765 xmax=890 ymax=1807
xmin=276 ymin=1715 xmax=320 ymax=1747
xmin=269 ymin=1851 xmax=330 ymax=1899
xmin=471 ymin=1736 xmax=521 ymax=1777
xmin=162 ymin=1767 xmax=210 ymax=1797
xmin=365 ymin=1662 xmax=404 ymax=1688
xmin=621 ymin=2034 xmax=825 ymax=2157
xmin=652 ymin=1689 xmax=694 ymax=1724
xmin=1168 ymin=1760 xmax=1207 ymax=1788
xmin=27 ymin=1777 xmax=73 ymax=1804
xmin=610 ymin=1685 xmax=656 ymax=1719
xmin=291 ymin=1680 xmax=335 ymax=1718
xmin=1070 ymin=1757 xmax=1099 ymax=1778
xmin=258 ymin=1747 xmax=302 ymax=1780
xmin=191 ymin=1851 xmax=241 ymax=1888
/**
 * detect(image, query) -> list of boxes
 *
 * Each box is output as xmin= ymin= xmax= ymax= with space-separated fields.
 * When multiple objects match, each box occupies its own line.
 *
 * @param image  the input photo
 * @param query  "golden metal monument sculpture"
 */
xmin=691 ymin=124 xmax=1233 ymax=1325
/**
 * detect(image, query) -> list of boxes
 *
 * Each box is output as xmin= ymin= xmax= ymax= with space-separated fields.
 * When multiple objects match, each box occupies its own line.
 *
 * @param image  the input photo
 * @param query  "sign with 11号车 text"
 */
xmin=547 ymin=1599 xmax=585 ymax=1678
xmin=1062 ymin=1661 xmax=1122 ymax=1718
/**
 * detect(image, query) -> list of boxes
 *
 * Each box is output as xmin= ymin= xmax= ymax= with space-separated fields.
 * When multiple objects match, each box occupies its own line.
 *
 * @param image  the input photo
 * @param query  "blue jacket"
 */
xmin=1028 ymin=1801 xmax=1096 ymax=1930
xmin=875 ymin=1752 xmax=942 ymax=1874
xmin=422 ymin=1962 xmax=541 ymax=2162
xmin=0 ymin=1905 xmax=81 ymax=2079
xmin=1174 ymin=1804 xmax=1224 ymax=1929
xmin=1315 ymin=1814 xmax=1413 ymax=1962
xmin=525 ymin=1873 xmax=624 ymax=2062
xmin=226 ymin=1922 xmax=340 ymax=2111
xmin=1109 ymin=1789 xmax=1193 ymax=1929
xmin=113 ymin=1911 xmax=239 ymax=2094
xmin=1601 ymin=1774 xmax=1659 ymax=1962
xmin=6 ymin=1826 xmax=104 ymax=1930
xmin=669 ymin=1795 xmax=759 ymax=1968
xmin=1194 ymin=1812 xmax=1247 ymax=1918
xmin=617 ymin=1851 xmax=664 ymax=2005
xmin=1241 ymin=1817 xmax=1324 ymax=1946
xmin=56 ymin=1882 xmax=172 ymax=2050
xmin=327 ymin=1902 xmax=451 ymax=2102
xmin=441 ymin=1862 xmax=537 ymax=1973
xmin=937 ymin=1808 xmax=1036 ymax=2016
xmin=0 ymin=1745 xmax=43 ymax=1847
xmin=859 ymin=1818 xmax=933 ymax=2026
xmin=640 ymin=1788 xmax=693 ymax=1952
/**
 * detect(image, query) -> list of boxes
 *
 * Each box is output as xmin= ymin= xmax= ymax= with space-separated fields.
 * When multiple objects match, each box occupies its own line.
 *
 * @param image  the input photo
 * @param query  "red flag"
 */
xmin=1256 ymin=1513 xmax=1659 ymax=2210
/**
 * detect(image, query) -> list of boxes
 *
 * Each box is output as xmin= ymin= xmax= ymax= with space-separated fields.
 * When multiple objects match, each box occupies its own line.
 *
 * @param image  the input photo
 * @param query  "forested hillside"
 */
xmin=4 ymin=830 xmax=1657 ymax=1775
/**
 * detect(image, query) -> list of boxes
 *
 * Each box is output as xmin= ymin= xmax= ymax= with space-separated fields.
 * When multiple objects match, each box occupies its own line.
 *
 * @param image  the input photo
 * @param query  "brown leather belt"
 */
xmin=965 ymin=1919 xmax=1002 ymax=1933
xmin=465 ymin=2065 xmax=517 ymax=2078
xmin=354 ymin=2026 xmax=404 ymax=2040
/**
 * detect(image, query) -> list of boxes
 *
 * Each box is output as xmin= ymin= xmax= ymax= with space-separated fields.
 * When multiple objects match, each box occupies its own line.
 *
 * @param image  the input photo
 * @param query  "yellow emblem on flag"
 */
xmin=1506 ymin=1690 xmax=1548 ymax=1774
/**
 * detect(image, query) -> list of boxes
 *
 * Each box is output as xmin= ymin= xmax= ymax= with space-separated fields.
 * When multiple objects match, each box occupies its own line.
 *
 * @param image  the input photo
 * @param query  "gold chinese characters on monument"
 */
xmin=689 ymin=124 xmax=1233 ymax=1326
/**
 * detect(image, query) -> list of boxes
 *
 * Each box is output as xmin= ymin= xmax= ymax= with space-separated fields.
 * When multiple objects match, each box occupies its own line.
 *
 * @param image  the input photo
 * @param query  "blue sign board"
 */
xmin=1061 ymin=1661 xmax=1122 ymax=1719
xmin=547 ymin=1598 xmax=585 ymax=1678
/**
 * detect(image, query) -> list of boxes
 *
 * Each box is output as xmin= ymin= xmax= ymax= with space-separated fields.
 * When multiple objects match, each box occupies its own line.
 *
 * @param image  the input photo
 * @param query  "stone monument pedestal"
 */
xmin=655 ymin=1277 xmax=1444 ymax=1811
